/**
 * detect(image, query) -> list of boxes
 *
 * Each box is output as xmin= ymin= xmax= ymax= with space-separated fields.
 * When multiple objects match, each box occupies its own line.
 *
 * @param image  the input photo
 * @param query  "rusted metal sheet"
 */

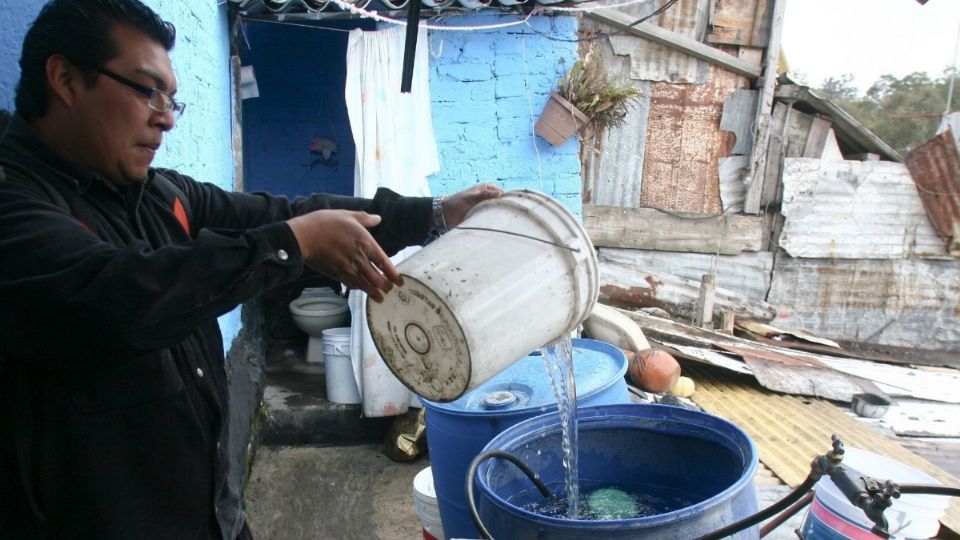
xmin=584 ymin=0 xmax=713 ymax=84
xmin=717 ymin=343 xmax=873 ymax=402
xmin=641 ymin=64 xmax=745 ymax=213
xmin=904 ymin=130 xmax=960 ymax=257
xmin=779 ymin=158 xmax=949 ymax=259
xmin=767 ymin=255 xmax=960 ymax=351
xmin=706 ymin=0 xmax=772 ymax=47
xmin=599 ymin=258 xmax=778 ymax=321
xmin=599 ymin=247 xmax=773 ymax=301
xmin=581 ymin=77 xmax=651 ymax=206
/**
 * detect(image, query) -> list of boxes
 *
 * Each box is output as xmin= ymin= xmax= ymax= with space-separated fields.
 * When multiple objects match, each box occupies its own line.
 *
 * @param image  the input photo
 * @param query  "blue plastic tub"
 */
xmin=474 ymin=404 xmax=759 ymax=539
xmin=423 ymin=338 xmax=629 ymax=539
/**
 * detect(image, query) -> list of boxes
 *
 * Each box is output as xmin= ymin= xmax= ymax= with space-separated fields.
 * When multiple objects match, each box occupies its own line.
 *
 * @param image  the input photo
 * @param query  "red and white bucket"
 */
xmin=413 ymin=466 xmax=445 ymax=540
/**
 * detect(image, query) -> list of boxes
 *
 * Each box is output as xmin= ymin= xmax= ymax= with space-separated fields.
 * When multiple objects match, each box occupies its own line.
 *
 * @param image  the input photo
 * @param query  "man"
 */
xmin=0 ymin=1 xmax=501 ymax=538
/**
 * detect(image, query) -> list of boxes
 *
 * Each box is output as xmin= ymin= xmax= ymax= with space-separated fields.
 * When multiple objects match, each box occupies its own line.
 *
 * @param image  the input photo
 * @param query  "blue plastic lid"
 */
xmin=422 ymin=338 xmax=627 ymax=416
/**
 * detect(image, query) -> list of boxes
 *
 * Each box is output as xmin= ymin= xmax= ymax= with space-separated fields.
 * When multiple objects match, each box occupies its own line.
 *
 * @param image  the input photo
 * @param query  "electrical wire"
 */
xmin=241 ymin=0 xmax=678 ymax=43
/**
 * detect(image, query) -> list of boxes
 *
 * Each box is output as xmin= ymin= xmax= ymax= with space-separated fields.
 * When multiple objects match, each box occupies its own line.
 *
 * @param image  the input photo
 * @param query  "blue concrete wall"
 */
xmin=240 ymin=20 xmax=374 ymax=198
xmin=428 ymin=14 xmax=582 ymax=216
xmin=0 ymin=1 xmax=239 ymax=350
xmin=236 ymin=13 xmax=581 ymax=215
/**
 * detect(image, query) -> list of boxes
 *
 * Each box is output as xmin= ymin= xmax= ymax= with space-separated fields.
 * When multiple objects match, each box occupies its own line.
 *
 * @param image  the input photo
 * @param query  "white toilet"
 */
xmin=289 ymin=288 xmax=350 ymax=367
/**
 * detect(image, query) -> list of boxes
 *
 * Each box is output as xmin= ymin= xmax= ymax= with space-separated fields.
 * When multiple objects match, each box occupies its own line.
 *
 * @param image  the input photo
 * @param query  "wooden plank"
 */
xmin=759 ymin=102 xmax=789 ymax=207
xmin=694 ymin=274 xmax=716 ymax=328
xmin=706 ymin=0 xmax=772 ymax=47
xmin=743 ymin=0 xmax=787 ymax=214
xmin=803 ymin=115 xmax=833 ymax=158
xmin=584 ymin=204 xmax=765 ymax=254
xmin=586 ymin=8 xmax=762 ymax=79
xmin=599 ymin=260 xmax=778 ymax=321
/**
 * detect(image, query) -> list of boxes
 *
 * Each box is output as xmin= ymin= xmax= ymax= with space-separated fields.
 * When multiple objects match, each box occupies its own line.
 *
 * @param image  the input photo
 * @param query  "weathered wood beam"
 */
xmin=586 ymin=9 xmax=762 ymax=79
xmin=584 ymin=204 xmax=765 ymax=255
xmin=599 ymin=260 xmax=778 ymax=322
xmin=743 ymin=0 xmax=787 ymax=214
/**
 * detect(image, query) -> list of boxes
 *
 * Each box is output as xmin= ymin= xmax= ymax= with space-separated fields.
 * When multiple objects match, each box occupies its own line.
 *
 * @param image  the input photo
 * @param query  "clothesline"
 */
xmin=244 ymin=0 xmax=656 ymax=32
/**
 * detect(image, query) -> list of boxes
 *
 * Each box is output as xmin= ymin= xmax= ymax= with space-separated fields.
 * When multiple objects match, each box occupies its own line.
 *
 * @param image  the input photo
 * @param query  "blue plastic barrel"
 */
xmin=423 ymin=338 xmax=629 ymax=539
xmin=474 ymin=404 xmax=759 ymax=539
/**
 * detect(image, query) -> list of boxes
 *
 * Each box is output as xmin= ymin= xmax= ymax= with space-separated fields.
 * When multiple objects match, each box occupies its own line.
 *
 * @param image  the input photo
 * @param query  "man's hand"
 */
xmin=287 ymin=210 xmax=403 ymax=303
xmin=442 ymin=183 xmax=503 ymax=229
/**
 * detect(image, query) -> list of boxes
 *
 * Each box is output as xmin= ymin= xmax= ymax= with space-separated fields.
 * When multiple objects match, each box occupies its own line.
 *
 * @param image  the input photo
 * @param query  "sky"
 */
xmin=781 ymin=0 xmax=960 ymax=94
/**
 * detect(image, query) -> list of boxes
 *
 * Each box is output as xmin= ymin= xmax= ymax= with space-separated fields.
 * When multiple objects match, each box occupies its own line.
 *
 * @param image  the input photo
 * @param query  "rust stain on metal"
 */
xmin=599 ymin=284 xmax=669 ymax=312
xmin=905 ymin=130 xmax=960 ymax=257
xmin=641 ymin=64 xmax=744 ymax=213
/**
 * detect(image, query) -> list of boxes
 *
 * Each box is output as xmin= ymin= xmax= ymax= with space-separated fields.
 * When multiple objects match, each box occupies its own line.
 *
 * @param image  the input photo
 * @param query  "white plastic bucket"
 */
xmin=366 ymin=190 xmax=598 ymax=402
xmin=322 ymin=327 xmax=361 ymax=404
xmin=413 ymin=466 xmax=445 ymax=540
xmin=807 ymin=447 xmax=949 ymax=539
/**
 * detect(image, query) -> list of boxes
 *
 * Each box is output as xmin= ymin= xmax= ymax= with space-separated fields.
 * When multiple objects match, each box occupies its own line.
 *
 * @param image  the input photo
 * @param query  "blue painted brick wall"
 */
xmin=0 ymin=1 xmax=239 ymax=350
xmin=428 ymin=14 xmax=583 ymax=217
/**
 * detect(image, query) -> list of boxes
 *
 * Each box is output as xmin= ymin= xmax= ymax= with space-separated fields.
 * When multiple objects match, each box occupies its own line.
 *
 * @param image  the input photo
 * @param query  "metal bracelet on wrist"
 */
xmin=432 ymin=196 xmax=448 ymax=234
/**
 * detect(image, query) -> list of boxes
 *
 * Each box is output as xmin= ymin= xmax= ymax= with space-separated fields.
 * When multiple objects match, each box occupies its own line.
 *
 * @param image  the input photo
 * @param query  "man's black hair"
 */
xmin=15 ymin=0 xmax=176 ymax=120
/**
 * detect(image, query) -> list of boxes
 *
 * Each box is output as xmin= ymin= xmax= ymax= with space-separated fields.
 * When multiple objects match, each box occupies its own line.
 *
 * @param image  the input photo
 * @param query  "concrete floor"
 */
xmin=244 ymin=444 xmax=427 ymax=540
xmin=243 ymin=444 xmax=808 ymax=540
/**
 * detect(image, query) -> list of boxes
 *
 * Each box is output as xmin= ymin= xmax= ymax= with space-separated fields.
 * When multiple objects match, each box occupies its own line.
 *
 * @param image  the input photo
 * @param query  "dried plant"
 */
xmin=555 ymin=48 xmax=642 ymax=130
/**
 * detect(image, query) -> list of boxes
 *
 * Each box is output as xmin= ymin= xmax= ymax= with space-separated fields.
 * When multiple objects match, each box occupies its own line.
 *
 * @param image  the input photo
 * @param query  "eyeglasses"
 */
xmin=95 ymin=66 xmax=186 ymax=120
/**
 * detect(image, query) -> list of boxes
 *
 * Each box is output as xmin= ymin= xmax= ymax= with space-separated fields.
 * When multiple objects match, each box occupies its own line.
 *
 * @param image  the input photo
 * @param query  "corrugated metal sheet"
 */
xmin=598 ymin=257 xmax=777 ymax=321
xmin=599 ymin=247 xmax=773 ymax=300
xmin=705 ymin=0 xmax=772 ymax=47
xmin=583 ymin=0 xmax=713 ymax=84
xmin=904 ymin=130 xmax=960 ymax=257
xmin=718 ymin=155 xmax=748 ymax=212
xmin=767 ymin=255 xmax=960 ymax=350
xmin=640 ymin=63 xmax=745 ymax=213
xmin=779 ymin=158 xmax=949 ymax=259
xmin=581 ymin=79 xmax=651 ymax=206
xmin=685 ymin=361 xmax=960 ymax=533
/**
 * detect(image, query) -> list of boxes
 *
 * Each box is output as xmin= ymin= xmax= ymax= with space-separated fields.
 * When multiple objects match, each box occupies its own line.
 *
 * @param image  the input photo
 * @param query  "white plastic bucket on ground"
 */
xmin=366 ymin=190 xmax=598 ymax=402
xmin=803 ymin=447 xmax=949 ymax=539
xmin=322 ymin=328 xmax=360 ymax=404
xmin=413 ymin=466 xmax=445 ymax=540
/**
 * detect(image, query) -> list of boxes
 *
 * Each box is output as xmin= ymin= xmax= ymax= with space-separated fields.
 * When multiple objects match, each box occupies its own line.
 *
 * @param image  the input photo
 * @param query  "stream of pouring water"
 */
xmin=540 ymin=336 xmax=579 ymax=519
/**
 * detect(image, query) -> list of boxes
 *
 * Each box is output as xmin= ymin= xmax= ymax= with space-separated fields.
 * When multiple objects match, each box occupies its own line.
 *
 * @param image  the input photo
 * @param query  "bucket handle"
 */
xmin=456 ymin=226 xmax=581 ymax=254
xmin=466 ymin=450 xmax=553 ymax=540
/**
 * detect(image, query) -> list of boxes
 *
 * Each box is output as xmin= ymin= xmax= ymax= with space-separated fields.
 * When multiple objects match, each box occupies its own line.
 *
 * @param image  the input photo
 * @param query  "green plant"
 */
xmin=555 ymin=49 xmax=642 ymax=130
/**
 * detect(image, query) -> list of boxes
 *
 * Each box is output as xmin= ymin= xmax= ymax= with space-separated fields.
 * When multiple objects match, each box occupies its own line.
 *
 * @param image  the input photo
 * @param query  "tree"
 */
xmin=818 ymin=68 xmax=958 ymax=153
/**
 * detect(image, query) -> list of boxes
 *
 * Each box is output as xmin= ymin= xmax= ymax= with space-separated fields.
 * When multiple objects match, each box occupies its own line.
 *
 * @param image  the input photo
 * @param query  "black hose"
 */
xmin=694 ymin=475 xmax=818 ymax=540
xmin=897 ymin=483 xmax=960 ymax=497
xmin=465 ymin=450 xmax=553 ymax=540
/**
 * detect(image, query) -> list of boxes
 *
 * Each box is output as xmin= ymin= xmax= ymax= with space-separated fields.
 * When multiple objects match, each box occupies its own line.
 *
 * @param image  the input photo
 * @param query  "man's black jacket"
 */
xmin=0 ymin=115 xmax=432 ymax=539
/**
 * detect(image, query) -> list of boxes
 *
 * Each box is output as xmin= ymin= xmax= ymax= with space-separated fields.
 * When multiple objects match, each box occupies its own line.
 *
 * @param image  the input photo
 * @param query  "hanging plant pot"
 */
xmin=534 ymin=92 xmax=591 ymax=147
